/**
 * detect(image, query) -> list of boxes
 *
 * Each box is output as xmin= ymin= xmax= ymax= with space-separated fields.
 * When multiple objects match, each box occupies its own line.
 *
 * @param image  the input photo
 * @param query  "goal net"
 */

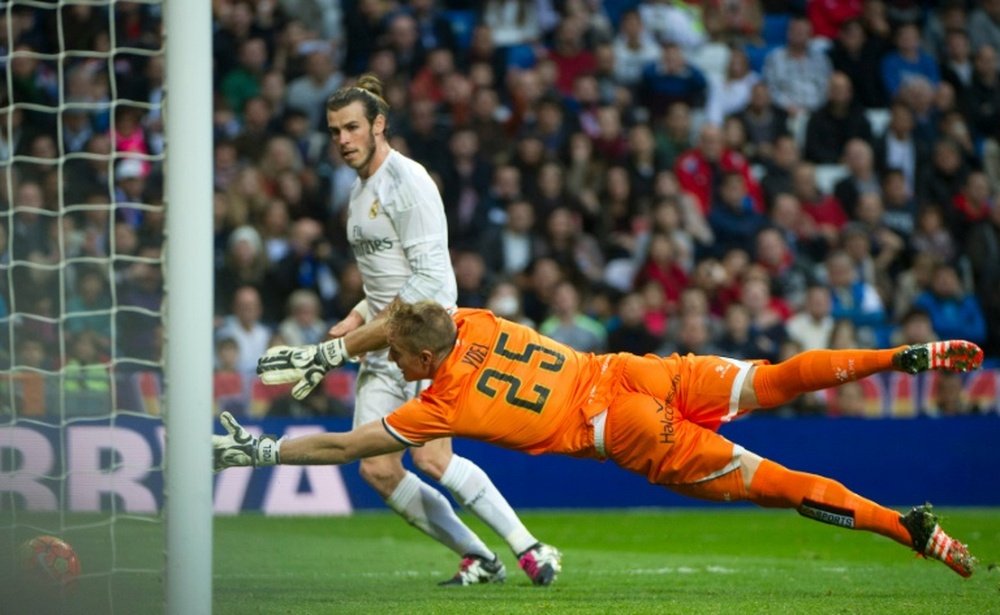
xmin=0 ymin=1 xmax=169 ymax=611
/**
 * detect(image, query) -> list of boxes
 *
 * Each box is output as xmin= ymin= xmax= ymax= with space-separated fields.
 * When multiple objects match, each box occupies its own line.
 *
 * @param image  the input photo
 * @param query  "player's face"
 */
xmin=387 ymin=337 xmax=433 ymax=381
xmin=327 ymin=102 xmax=380 ymax=174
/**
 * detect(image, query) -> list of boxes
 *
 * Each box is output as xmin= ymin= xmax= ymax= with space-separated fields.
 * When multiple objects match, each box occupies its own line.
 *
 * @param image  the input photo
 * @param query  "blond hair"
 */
xmin=385 ymin=300 xmax=456 ymax=357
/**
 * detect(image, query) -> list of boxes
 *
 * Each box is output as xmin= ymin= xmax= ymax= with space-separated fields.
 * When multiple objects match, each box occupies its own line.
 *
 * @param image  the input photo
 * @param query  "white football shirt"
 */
xmin=345 ymin=149 xmax=457 ymax=317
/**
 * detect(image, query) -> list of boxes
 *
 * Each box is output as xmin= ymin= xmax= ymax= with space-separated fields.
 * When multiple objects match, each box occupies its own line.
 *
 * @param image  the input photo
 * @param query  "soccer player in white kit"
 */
xmin=315 ymin=74 xmax=561 ymax=586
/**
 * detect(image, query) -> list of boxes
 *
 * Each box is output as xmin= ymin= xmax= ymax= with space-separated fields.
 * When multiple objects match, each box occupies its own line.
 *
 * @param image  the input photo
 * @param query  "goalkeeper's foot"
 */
xmin=892 ymin=341 xmax=983 ymax=375
xmin=438 ymin=553 xmax=506 ymax=586
xmin=517 ymin=542 xmax=562 ymax=586
xmin=900 ymin=503 xmax=977 ymax=578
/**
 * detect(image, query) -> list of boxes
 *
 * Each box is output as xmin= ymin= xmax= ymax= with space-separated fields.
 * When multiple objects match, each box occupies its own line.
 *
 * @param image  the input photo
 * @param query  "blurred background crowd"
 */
xmin=1 ymin=0 xmax=999 ymax=420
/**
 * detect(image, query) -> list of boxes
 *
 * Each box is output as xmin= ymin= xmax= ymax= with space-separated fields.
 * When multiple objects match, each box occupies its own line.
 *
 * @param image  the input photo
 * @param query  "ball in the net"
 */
xmin=19 ymin=535 xmax=81 ymax=588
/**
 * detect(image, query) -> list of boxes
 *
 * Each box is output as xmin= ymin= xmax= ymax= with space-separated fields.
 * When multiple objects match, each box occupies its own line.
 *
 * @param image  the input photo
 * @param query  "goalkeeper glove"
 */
xmin=256 ymin=337 xmax=354 ymax=400
xmin=213 ymin=411 xmax=280 ymax=471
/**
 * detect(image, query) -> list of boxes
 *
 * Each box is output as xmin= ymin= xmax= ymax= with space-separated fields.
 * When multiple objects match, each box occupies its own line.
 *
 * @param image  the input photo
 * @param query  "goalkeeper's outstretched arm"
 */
xmin=280 ymin=419 xmax=406 ymax=464
xmin=213 ymin=412 xmax=406 ymax=471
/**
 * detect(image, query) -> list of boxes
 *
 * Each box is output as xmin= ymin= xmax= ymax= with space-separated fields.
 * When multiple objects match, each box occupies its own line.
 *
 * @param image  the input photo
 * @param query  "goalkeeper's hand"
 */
xmin=256 ymin=338 xmax=354 ymax=400
xmin=213 ymin=411 xmax=280 ymax=471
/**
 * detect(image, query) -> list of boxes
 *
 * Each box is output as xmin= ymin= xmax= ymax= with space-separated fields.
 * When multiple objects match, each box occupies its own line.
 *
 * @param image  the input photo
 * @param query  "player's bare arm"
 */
xmin=212 ymin=412 xmax=406 ymax=471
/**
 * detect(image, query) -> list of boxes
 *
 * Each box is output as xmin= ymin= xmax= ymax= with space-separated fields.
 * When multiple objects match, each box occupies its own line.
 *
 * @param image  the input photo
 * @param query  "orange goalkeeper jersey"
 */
xmin=383 ymin=308 xmax=628 ymax=457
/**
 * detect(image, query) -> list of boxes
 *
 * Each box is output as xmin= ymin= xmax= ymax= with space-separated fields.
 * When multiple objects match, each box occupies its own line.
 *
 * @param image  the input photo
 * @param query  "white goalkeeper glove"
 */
xmin=213 ymin=411 xmax=280 ymax=471
xmin=256 ymin=337 xmax=354 ymax=400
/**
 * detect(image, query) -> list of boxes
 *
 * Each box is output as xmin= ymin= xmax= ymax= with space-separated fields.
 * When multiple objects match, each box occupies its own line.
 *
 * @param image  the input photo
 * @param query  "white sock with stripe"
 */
xmin=440 ymin=455 xmax=538 ymax=555
xmin=386 ymin=471 xmax=493 ymax=559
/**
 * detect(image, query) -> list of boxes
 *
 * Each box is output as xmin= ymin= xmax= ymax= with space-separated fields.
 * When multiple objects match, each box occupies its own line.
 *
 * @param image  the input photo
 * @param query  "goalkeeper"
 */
xmin=275 ymin=74 xmax=559 ymax=587
xmin=223 ymin=300 xmax=984 ymax=579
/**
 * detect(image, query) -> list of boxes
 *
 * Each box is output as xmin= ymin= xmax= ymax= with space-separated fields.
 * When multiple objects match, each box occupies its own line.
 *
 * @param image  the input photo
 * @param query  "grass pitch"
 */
xmin=214 ymin=508 xmax=1000 ymax=615
xmin=3 ymin=508 xmax=998 ymax=614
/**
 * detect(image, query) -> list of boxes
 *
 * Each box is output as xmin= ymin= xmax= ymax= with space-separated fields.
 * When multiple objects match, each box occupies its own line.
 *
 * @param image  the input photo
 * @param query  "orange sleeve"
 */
xmin=382 ymin=395 xmax=455 ymax=447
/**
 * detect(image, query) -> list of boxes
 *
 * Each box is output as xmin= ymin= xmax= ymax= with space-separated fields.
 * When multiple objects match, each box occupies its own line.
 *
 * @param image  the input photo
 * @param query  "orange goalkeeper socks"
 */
xmin=752 ymin=347 xmax=901 ymax=408
xmin=748 ymin=459 xmax=910 ymax=547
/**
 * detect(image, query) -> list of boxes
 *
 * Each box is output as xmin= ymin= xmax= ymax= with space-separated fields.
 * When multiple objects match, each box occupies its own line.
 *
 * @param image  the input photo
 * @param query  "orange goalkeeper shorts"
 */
xmin=603 ymin=354 xmax=755 ymax=492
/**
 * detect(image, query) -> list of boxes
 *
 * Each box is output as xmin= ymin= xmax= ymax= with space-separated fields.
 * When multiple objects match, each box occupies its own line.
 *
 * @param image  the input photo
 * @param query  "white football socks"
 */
xmin=386 ymin=470 xmax=493 ymax=560
xmin=440 ymin=455 xmax=538 ymax=556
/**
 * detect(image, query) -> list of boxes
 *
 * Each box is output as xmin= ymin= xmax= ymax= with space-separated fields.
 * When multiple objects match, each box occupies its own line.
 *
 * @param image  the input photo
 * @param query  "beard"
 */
xmin=348 ymin=129 xmax=378 ymax=173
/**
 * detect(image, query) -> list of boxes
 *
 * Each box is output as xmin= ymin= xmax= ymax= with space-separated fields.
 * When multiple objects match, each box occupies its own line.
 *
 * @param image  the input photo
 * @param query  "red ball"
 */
xmin=19 ymin=535 xmax=81 ymax=588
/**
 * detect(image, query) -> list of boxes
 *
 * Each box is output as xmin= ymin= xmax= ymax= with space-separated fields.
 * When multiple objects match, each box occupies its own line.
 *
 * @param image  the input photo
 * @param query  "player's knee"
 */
xmin=358 ymin=457 xmax=406 ymax=496
xmin=411 ymin=447 xmax=452 ymax=481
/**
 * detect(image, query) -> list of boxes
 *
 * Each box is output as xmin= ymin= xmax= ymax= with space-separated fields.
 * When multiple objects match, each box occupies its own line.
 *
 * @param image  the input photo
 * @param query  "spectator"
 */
xmin=932 ymin=372 xmax=980 ymax=416
xmin=791 ymin=162 xmax=849 ymax=246
xmin=483 ymin=0 xmax=548 ymax=49
xmin=910 ymin=206 xmax=957 ymax=264
xmin=548 ymin=19 xmax=596 ymax=96
xmin=479 ymin=198 xmax=545 ymax=278
xmin=708 ymin=172 xmax=767 ymax=259
xmin=675 ymin=123 xmax=762 ymax=215
xmin=736 ymin=82 xmax=789 ymax=164
xmin=803 ymin=72 xmax=873 ymax=165
xmin=920 ymin=138 xmax=969 ymax=214
xmin=520 ymin=256 xmax=564 ymax=325
xmin=759 ymin=135 xmax=799 ymax=206
xmin=220 ymin=37 xmax=268 ymax=118
xmin=965 ymin=44 xmax=1000 ymax=140
xmin=716 ymin=302 xmax=772 ymax=361
xmin=786 ymin=285 xmax=836 ymax=350
xmin=705 ymin=46 xmax=760 ymax=127
xmin=968 ymin=0 xmax=1000 ymax=55
xmin=873 ymin=102 xmax=927 ymax=196
xmin=611 ymin=9 xmax=660 ymax=87
xmin=938 ymin=28 xmax=974 ymax=103
xmin=540 ymin=206 xmax=605 ymax=286
xmin=638 ymin=42 xmax=709 ymax=118
xmin=880 ymin=168 xmax=918 ymax=240
xmin=894 ymin=306 xmax=938 ymax=346
xmin=824 ymin=250 xmax=888 ymax=347
xmin=827 ymin=18 xmax=888 ymax=109
xmin=606 ymin=291 xmax=661 ymax=355
xmin=833 ymin=139 xmax=880 ymax=218
xmin=880 ymin=22 xmax=940 ymax=100
xmin=539 ymin=280 xmax=606 ymax=352
xmin=638 ymin=0 xmax=706 ymax=52
xmin=286 ymin=49 xmax=343 ymax=130
xmin=656 ymin=311 xmax=722 ymax=357
xmin=739 ymin=275 xmax=789 ymax=362
xmin=65 ymin=267 xmax=113 ymax=352
xmin=634 ymin=233 xmax=689 ymax=315
xmin=277 ymin=289 xmax=327 ymax=347
xmin=913 ymin=263 xmax=988 ymax=345
xmin=653 ymin=101 xmax=694 ymax=170
xmin=965 ymin=200 xmax=1000 ymax=356
xmin=485 ymin=279 xmax=536 ymax=328
xmin=950 ymin=170 xmax=995 ymax=238
xmin=440 ymin=128 xmax=495 ymax=250
xmin=264 ymin=217 xmax=340 ymax=321
xmin=116 ymin=245 xmax=164 ymax=362
xmin=215 ymin=225 xmax=269 ymax=318
xmin=753 ymin=226 xmax=814 ymax=309
xmin=215 ymin=285 xmax=272 ymax=376
xmin=762 ymin=16 xmax=833 ymax=116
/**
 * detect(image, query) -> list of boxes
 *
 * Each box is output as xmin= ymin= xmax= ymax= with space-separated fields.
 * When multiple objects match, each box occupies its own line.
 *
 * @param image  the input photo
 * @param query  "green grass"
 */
xmin=4 ymin=509 xmax=1000 ymax=614
xmin=215 ymin=509 xmax=1000 ymax=615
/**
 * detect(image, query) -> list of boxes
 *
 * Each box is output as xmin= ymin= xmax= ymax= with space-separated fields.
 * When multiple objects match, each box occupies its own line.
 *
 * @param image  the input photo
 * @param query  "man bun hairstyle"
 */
xmin=326 ymin=73 xmax=391 ymax=135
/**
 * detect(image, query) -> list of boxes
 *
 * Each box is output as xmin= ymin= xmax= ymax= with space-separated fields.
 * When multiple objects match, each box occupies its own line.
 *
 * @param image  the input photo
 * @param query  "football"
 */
xmin=19 ymin=535 xmax=81 ymax=588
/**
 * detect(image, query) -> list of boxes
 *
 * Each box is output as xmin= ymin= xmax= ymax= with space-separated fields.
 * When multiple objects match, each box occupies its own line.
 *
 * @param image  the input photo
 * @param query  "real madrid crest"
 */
xmin=369 ymin=199 xmax=380 ymax=219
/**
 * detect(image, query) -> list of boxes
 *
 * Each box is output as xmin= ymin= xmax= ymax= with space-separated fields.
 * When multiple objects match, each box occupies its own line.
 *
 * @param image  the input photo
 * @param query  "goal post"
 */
xmin=163 ymin=0 xmax=213 ymax=613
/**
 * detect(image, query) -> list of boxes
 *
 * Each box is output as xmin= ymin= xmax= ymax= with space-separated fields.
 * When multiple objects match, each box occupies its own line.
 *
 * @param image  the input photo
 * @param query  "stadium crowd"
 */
xmin=1 ymin=0 xmax=999 ymax=418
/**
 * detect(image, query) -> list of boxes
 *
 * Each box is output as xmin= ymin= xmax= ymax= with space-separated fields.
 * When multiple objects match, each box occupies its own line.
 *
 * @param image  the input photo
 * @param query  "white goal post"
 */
xmin=163 ymin=0 xmax=213 ymax=613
